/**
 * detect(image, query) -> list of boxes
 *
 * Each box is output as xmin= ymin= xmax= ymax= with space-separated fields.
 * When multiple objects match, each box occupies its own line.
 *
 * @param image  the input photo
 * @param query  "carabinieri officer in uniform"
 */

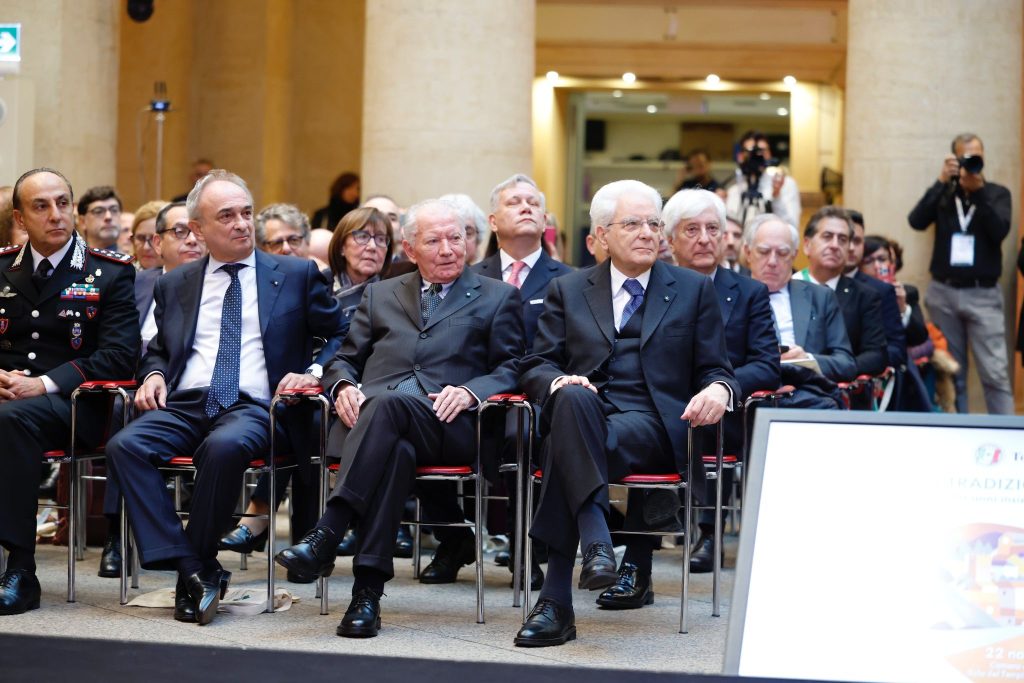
xmin=0 ymin=167 xmax=139 ymax=615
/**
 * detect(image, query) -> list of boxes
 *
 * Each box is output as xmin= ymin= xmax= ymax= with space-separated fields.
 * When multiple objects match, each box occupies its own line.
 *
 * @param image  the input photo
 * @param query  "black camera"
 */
xmin=957 ymin=155 xmax=984 ymax=175
xmin=739 ymin=146 xmax=779 ymax=181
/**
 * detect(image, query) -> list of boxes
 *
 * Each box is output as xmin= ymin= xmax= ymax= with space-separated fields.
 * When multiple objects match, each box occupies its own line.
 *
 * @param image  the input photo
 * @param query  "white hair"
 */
xmin=743 ymin=212 xmax=799 ymax=249
xmin=662 ymin=189 xmax=727 ymax=241
xmin=185 ymin=169 xmax=253 ymax=220
xmin=489 ymin=174 xmax=546 ymax=214
xmin=439 ymin=193 xmax=489 ymax=257
xmin=589 ymin=180 xmax=662 ymax=235
xmin=401 ymin=198 xmax=463 ymax=244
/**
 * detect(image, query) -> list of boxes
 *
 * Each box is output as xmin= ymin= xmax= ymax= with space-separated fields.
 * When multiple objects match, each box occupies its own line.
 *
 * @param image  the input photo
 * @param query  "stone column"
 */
xmin=361 ymin=0 xmax=535 ymax=211
xmin=13 ymin=0 xmax=120 ymax=189
xmin=844 ymin=0 xmax=1022 ymax=410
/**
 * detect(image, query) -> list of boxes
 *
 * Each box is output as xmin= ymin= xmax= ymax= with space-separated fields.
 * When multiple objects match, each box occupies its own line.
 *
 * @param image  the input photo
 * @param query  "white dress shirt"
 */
xmin=177 ymin=251 xmax=271 ymax=401
xmin=499 ymin=248 xmax=543 ymax=286
xmin=792 ymin=268 xmax=840 ymax=291
xmin=139 ymin=268 xmax=166 ymax=355
xmin=768 ymin=286 xmax=796 ymax=347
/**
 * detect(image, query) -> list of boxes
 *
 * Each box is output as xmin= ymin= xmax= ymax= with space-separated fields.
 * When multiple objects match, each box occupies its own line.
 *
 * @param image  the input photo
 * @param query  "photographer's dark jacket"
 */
xmin=908 ymin=180 xmax=1012 ymax=282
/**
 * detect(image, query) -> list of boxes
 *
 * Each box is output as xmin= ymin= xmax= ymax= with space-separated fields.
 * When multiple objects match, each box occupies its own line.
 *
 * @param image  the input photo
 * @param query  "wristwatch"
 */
xmin=305 ymin=364 xmax=324 ymax=380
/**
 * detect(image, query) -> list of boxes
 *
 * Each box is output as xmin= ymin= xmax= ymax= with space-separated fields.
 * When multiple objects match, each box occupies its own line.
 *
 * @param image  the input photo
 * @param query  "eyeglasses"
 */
xmin=87 ymin=205 xmax=121 ymax=217
xmin=157 ymin=224 xmax=194 ymax=240
xmin=606 ymin=218 xmax=664 ymax=233
xmin=862 ymin=253 xmax=891 ymax=265
xmin=349 ymin=230 xmax=390 ymax=248
xmin=679 ymin=224 xmax=721 ymax=239
xmin=131 ymin=234 xmax=154 ymax=247
xmin=264 ymin=235 xmax=306 ymax=250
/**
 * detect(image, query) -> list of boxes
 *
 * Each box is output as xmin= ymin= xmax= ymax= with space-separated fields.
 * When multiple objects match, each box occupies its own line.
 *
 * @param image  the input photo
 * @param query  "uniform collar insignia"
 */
xmin=70 ymin=234 xmax=86 ymax=271
xmin=9 ymin=243 xmax=26 ymax=270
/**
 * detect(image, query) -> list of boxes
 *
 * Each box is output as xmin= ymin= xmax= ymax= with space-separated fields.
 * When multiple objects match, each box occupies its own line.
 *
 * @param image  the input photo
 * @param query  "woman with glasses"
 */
xmin=218 ymin=207 xmax=393 ymax=570
xmin=130 ymin=200 xmax=169 ymax=270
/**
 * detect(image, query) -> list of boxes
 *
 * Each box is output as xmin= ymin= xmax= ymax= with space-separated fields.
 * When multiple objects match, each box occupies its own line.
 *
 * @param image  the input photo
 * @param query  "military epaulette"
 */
xmin=88 ymin=248 xmax=136 ymax=265
xmin=0 ymin=244 xmax=21 ymax=256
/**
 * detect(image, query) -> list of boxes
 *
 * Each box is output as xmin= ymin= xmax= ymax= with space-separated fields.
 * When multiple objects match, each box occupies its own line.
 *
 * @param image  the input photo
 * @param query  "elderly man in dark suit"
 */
xmin=0 ymin=168 xmax=139 ymax=615
xmin=744 ymin=213 xmax=856 ymax=408
xmin=106 ymin=170 xmax=344 ymax=626
xmin=513 ymin=180 xmax=739 ymax=647
xmin=596 ymin=188 xmax=780 ymax=611
xmin=276 ymin=198 xmax=524 ymax=639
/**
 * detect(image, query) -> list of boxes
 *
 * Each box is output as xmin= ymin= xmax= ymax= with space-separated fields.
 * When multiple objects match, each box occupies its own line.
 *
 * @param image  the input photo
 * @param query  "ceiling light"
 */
xmin=622 ymin=72 xmax=636 ymax=83
xmin=546 ymin=71 xmax=559 ymax=83
xmin=646 ymin=104 xmax=658 ymax=114
xmin=776 ymin=107 xmax=789 ymax=116
xmin=612 ymin=89 xmax=623 ymax=98
xmin=783 ymin=75 xmax=797 ymax=86
xmin=759 ymin=92 xmax=771 ymax=101
xmin=705 ymin=74 xmax=720 ymax=84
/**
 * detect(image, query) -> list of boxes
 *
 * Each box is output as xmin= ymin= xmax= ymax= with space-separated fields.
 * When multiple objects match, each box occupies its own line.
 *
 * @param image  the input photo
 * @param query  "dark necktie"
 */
xmin=205 ymin=263 xmax=244 ymax=418
xmin=32 ymin=258 xmax=53 ymax=291
xmin=620 ymin=278 xmax=645 ymax=329
xmin=395 ymin=283 xmax=444 ymax=396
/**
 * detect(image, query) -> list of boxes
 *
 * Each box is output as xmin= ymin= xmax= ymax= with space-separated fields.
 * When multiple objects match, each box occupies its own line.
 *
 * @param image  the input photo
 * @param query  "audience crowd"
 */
xmin=0 ymin=130 xmax=1019 ymax=647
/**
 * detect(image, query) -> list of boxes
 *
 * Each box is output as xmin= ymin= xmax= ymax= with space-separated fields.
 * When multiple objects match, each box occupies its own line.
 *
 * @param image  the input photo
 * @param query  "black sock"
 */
xmin=176 ymin=556 xmax=203 ymax=578
xmin=577 ymin=490 xmax=612 ymax=550
xmin=537 ymin=546 xmax=573 ymax=607
xmin=621 ymin=538 xmax=655 ymax=577
xmin=317 ymin=499 xmax=353 ymax=541
xmin=5 ymin=549 xmax=36 ymax=573
xmin=352 ymin=566 xmax=388 ymax=597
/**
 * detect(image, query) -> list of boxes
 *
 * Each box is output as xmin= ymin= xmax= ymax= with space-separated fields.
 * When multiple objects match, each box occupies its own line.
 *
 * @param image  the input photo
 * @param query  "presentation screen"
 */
xmin=725 ymin=409 xmax=1024 ymax=683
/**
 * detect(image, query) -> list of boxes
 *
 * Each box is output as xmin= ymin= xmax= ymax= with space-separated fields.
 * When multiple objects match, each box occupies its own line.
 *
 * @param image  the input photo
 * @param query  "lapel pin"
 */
xmin=272 ymin=280 xmax=279 ymax=286
xmin=465 ymin=292 xmax=471 ymax=297
xmin=95 ymin=269 xmax=102 ymax=277
xmin=726 ymin=296 xmax=733 ymax=302
xmin=663 ymin=296 xmax=669 ymax=302
xmin=85 ymin=274 xmax=95 ymax=284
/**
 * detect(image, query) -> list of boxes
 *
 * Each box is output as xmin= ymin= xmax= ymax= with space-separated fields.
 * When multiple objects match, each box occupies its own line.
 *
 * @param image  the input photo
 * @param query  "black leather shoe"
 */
xmin=393 ymin=525 xmax=413 ymax=559
xmin=0 ymin=570 xmax=41 ymax=615
xmin=336 ymin=529 xmax=358 ymax=557
xmin=419 ymin=536 xmax=475 ymax=584
xmin=494 ymin=550 xmax=510 ymax=567
xmin=275 ymin=527 xmax=338 ymax=582
xmin=98 ymin=535 xmax=126 ymax=578
xmin=183 ymin=568 xmax=222 ymax=626
xmin=514 ymin=598 xmax=576 ymax=647
xmin=217 ymin=525 xmax=268 ymax=554
xmin=286 ymin=569 xmax=317 ymax=584
xmin=174 ymin=570 xmax=231 ymax=623
xmin=336 ymin=588 xmax=382 ymax=638
xmin=578 ymin=542 xmax=617 ymax=590
xmin=689 ymin=532 xmax=723 ymax=574
xmin=596 ymin=562 xmax=653 ymax=609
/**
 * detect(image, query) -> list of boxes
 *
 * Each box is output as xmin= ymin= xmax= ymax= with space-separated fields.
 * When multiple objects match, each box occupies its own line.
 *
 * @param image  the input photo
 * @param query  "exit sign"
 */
xmin=0 ymin=24 xmax=20 ymax=63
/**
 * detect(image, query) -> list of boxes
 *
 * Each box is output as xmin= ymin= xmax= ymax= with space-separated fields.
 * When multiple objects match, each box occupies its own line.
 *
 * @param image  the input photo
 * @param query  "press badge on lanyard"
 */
xmin=950 ymin=196 xmax=976 ymax=267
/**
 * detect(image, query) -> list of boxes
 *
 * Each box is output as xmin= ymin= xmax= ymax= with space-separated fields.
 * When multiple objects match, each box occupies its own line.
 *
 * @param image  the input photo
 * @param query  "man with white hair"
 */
xmin=597 ymin=189 xmax=779 ymax=609
xmin=439 ymin=193 xmax=489 ymax=264
xmin=276 ymin=198 xmax=524 ymax=639
xmin=515 ymin=180 xmax=738 ymax=647
xmin=744 ymin=213 xmax=856 ymax=402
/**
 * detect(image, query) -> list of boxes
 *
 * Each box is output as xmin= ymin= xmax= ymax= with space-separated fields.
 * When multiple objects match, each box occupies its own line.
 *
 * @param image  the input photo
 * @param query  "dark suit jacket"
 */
xmin=323 ymin=268 xmax=524 ymax=403
xmin=786 ymin=278 xmax=856 ymax=382
xmin=852 ymin=270 xmax=907 ymax=369
xmin=834 ymin=274 xmax=888 ymax=376
xmin=520 ymin=259 xmax=739 ymax=472
xmin=712 ymin=267 xmax=780 ymax=398
xmin=134 ymin=267 xmax=161 ymax=326
xmin=141 ymin=250 xmax=344 ymax=392
xmin=0 ymin=235 xmax=139 ymax=394
xmin=471 ymin=250 xmax=572 ymax=351
xmin=904 ymin=284 xmax=928 ymax=348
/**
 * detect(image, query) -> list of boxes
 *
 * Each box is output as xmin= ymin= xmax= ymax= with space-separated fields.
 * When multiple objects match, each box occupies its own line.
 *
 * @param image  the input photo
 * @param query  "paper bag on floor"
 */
xmin=126 ymin=586 xmax=296 ymax=613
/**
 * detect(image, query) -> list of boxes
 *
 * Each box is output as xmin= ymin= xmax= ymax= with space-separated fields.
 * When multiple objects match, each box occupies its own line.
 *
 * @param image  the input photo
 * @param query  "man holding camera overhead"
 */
xmin=908 ymin=132 xmax=1013 ymax=414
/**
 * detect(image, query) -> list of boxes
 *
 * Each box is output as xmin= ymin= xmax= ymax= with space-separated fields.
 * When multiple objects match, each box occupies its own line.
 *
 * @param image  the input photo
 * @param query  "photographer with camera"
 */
xmin=908 ymin=132 xmax=1013 ymax=414
xmin=725 ymin=130 xmax=801 ymax=230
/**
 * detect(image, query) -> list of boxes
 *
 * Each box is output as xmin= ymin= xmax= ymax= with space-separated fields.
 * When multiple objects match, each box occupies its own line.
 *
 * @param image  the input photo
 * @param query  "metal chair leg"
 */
xmin=712 ymin=421 xmax=723 ymax=618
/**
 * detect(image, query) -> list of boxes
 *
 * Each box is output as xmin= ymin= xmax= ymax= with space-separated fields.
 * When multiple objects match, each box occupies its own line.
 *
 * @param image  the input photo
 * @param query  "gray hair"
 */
xmin=439 ymin=193 xmax=489 ymax=253
xmin=951 ymin=132 xmax=983 ymax=154
xmin=185 ymin=169 xmax=253 ymax=220
xmin=662 ymin=189 xmax=726 ymax=241
xmin=489 ymin=174 xmax=546 ymax=214
xmin=401 ymin=198 xmax=463 ymax=244
xmin=589 ymin=180 xmax=662 ymax=234
xmin=743 ymin=212 xmax=799 ymax=250
xmin=254 ymin=203 xmax=311 ymax=244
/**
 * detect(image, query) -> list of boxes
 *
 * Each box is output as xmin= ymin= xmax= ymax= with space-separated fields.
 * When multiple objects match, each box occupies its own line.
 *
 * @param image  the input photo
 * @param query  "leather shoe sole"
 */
xmin=596 ymin=587 xmax=653 ymax=610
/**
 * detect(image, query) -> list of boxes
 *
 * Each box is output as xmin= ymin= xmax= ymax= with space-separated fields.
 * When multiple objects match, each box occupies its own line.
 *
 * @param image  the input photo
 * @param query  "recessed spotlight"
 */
xmin=646 ymin=104 xmax=658 ymax=114
xmin=776 ymin=107 xmax=789 ymax=116
xmin=612 ymin=89 xmax=623 ymax=98
xmin=783 ymin=75 xmax=797 ymax=86
xmin=546 ymin=70 xmax=559 ymax=82
xmin=622 ymin=72 xmax=637 ymax=83
xmin=759 ymin=92 xmax=771 ymax=101
xmin=706 ymin=74 xmax=720 ymax=84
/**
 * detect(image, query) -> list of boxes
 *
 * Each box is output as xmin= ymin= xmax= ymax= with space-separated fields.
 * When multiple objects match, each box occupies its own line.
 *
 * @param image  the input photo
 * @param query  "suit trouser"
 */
xmin=106 ymin=389 xmax=282 ymax=569
xmin=530 ymin=386 xmax=672 ymax=559
xmin=925 ymin=280 xmax=1014 ymax=414
xmin=326 ymin=392 xmax=475 ymax=579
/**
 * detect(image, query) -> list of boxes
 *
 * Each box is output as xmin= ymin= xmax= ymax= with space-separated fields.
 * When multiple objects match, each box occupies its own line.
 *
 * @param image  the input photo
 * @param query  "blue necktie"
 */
xmin=205 ymin=263 xmax=244 ymax=417
xmin=395 ymin=283 xmax=444 ymax=396
xmin=620 ymin=278 xmax=645 ymax=329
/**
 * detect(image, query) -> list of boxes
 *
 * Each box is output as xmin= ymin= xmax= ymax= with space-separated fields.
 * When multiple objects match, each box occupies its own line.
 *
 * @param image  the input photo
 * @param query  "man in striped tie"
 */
xmin=515 ymin=180 xmax=739 ymax=647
